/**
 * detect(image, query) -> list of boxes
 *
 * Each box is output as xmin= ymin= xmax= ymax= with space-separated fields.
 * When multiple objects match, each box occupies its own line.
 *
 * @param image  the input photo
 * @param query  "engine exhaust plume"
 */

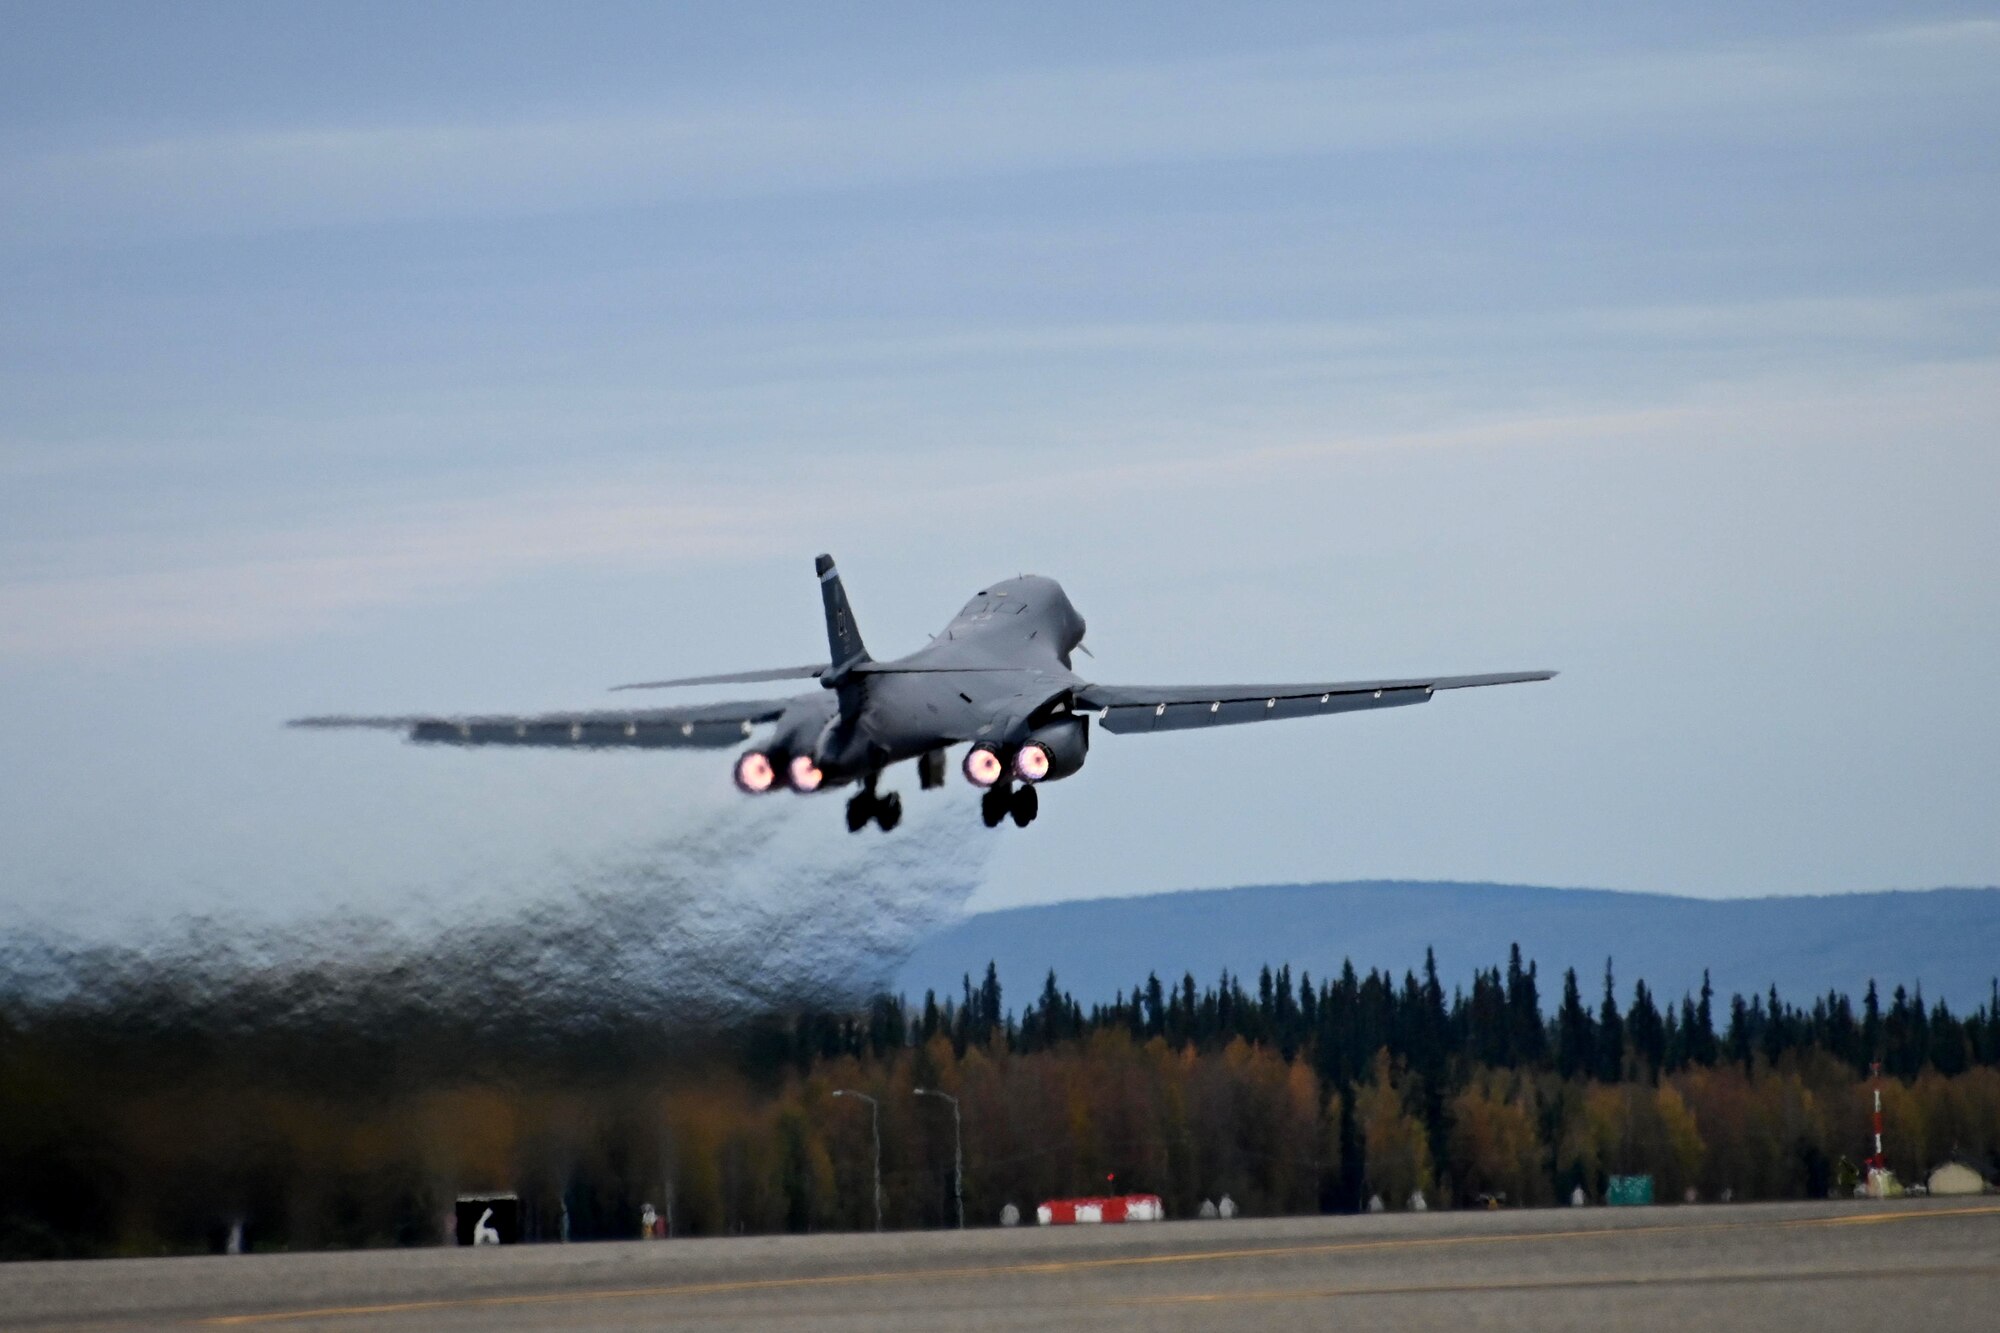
xmin=0 ymin=795 xmax=996 ymax=1048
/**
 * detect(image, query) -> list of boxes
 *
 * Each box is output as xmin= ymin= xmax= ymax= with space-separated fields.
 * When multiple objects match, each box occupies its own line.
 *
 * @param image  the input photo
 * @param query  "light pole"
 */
xmin=831 ymin=1089 xmax=882 ymax=1232
xmin=914 ymin=1088 xmax=963 ymax=1230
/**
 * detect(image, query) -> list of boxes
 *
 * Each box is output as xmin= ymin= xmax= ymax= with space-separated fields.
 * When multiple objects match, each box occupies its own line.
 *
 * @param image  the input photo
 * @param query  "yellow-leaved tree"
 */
xmin=1357 ymin=1048 xmax=1433 ymax=1208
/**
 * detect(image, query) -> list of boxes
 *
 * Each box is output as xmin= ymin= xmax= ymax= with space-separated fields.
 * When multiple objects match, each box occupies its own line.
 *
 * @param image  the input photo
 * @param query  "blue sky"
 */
xmin=2 ymin=3 xmax=1996 ymax=942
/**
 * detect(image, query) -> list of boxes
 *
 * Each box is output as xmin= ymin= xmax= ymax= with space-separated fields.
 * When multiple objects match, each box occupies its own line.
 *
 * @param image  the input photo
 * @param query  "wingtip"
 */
xmin=814 ymin=553 xmax=835 ymax=577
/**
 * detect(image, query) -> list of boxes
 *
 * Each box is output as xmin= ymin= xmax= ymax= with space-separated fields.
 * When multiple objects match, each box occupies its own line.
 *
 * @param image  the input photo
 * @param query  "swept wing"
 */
xmin=288 ymin=698 xmax=795 ymax=749
xmin=1073 ymin=671 xmax=1554 ymax=734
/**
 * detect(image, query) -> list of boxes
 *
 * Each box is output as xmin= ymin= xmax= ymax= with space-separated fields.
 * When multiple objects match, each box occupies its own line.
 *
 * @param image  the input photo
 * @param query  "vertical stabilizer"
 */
xmin=816 ymin=554 xmax=871 ymax=678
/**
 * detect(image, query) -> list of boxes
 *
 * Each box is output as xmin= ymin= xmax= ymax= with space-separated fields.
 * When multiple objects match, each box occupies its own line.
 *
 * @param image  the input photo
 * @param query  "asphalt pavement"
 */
xmin=3 ymin=1196 xmax=1994 ymax=1330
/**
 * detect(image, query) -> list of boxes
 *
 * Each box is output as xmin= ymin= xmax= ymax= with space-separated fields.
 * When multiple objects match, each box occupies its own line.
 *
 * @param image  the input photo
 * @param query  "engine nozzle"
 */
xmin=734 ymin=750 xmax=777 ymax=794
xmin=962 ymin=744 xmax=1005 ymax=788
xmin=788 ymin=754 xmax=825 ymax=792
xmin=1014 ymin=741 xmax=1052 ymax=783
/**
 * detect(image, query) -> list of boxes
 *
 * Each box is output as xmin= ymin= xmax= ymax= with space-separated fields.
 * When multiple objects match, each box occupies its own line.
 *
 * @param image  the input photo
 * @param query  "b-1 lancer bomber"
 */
xmin=292 ymin=555 xmax=1554 ymax=832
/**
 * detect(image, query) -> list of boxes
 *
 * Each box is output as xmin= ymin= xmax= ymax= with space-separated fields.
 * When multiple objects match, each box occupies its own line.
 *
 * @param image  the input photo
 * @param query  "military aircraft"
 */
xmin=292 ymin=555 xmax=1553 ymax=832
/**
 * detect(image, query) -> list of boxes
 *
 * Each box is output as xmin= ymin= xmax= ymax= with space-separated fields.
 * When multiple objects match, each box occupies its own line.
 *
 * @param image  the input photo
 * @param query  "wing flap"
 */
xmin=1074 ymin=671 xmax=1553 ymax=735
xmin=289 ymin=698 xmax=795 ymax=749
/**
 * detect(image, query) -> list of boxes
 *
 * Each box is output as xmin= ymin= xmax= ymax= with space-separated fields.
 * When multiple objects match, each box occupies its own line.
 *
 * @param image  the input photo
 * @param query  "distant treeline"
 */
xmin=791 ymin=948 xmax=2000 ymax=1085
xmin=3 ymin=948 xmax=1996 ymax=1258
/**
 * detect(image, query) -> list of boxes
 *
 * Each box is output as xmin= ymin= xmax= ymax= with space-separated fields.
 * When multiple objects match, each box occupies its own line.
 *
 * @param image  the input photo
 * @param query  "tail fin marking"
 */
xmin=816 ymin=553 xmax=871 ymax=678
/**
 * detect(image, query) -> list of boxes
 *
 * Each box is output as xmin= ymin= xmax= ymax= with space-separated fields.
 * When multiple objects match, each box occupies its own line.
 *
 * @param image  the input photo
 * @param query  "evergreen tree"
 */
xmin=1504 ymin=943 xmax=1545 ymax=1065
xmin=1596 ymin=960 xmax=1625 ymax=1082
xmin=1981 ymin=979 xmax=2000 ymax=1066
xmin=1027 ymin=970 xmax=1066 ymax=1050
xmin=1761 ymin=985 xmax=1788 ymax=1067
xmin=1417 ymin=949 xmax=1450 ymax=1084
xmin=1275 ymin=965 xmax=1298 ymax=1057
xmin=1661 ymin=999 xmax=1684 ymax=1072
xmin=1468 ymin=967 xmax=1507 ymax=1066
xmin=1693 ymin=969 xmax=1717 ymax=1065
xmin=1666 ymin=994 xmax=1696 ymax=1072
xmin=920 ymin=990 xmax=941 ymax=1043
xmin=1726 ymin=993 xmax=1753 ymax=1071
xmin=1627 ymin=980 xmax=1665 ymax=1079
xmin=1884 ymin=985 xmax=1920 ymax=1079
xmin=979 ymin=962 xmax=1003 ymax=1044
xmin=1928 ymin=999 xmax=1967 ymax=1076
xmin=1556 ymin=968 xmax=1594 ymax=1079
xmin=1863 ymin=979 xmax=1882 ymax=1060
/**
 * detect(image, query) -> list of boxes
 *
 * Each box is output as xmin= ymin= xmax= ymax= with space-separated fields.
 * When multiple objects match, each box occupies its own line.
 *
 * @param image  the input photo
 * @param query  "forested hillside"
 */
xmin=896 ymin=881 xmax=2000 ymax=1012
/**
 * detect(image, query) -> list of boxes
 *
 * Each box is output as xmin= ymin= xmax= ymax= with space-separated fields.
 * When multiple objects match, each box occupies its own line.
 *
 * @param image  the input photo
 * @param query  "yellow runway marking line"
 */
xmin=1802 ymin=1205 xmax=2000 ymax=1227
xmin=1120 ymin=1262 xmax=2000 ymax=1307
xmin=199 ymin=1204 xmax=2000 ymax=1326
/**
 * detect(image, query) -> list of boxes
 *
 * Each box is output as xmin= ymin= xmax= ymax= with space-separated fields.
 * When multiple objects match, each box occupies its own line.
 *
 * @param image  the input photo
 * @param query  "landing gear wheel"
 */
xmin=874 ymin=791 xmax=903 ymax=832
xmin=845 ymin=791 xmax=875 ymax=833
xmin=1009 ymin=783 xmax=1039 ymax=828
xmin=980 ymin=783 xmax=1011 ymax=829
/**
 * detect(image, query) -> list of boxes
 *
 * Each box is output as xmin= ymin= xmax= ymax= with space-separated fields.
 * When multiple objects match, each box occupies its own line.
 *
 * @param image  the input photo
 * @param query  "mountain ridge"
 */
xmin=892 ymin=880 xmax=2000 ymax=1012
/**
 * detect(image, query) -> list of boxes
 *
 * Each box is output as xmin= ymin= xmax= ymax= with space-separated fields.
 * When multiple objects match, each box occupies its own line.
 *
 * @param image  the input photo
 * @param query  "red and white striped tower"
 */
xmin=1867 ymin=1061 xmax=1885 ymax=1174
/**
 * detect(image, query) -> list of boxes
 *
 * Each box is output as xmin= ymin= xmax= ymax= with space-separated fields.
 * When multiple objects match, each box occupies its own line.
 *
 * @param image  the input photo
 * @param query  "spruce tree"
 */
xmin=1693 ymin=969 xmax=1718 ymax=1065
xmin=1557 ymin=968 xmax=1594 ymax=1079
xmin=1594 ymin=960 xmax=1625 ymax=1082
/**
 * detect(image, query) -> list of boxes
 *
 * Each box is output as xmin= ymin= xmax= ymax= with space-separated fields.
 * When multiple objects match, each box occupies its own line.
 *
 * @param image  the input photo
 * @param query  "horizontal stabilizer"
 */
xmin=610 ymin=664 xmax=826 ymax=691
xmin=849 ymin=662 xmax=1022 ymax=676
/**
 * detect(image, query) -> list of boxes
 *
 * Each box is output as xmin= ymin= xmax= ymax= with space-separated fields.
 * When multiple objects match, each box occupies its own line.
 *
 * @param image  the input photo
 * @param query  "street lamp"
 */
xmin=831 ymin=1089 xmax=882 ymax=1232
xmin=913 ymin=1087 xmax=963 ymax=1230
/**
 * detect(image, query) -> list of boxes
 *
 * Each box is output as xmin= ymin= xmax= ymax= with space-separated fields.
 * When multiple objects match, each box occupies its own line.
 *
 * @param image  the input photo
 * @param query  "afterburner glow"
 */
xmin=734 ymin=751 xmax=776 ymax=793
xmin=1014 ymin=741 xmax=1052 ymax=782
xmin=963 ymin=745 xmax=1004 ymax=787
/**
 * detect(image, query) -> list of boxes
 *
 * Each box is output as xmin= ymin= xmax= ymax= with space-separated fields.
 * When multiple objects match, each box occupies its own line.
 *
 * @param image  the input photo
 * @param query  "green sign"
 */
xmin=1606 ymin=1174 xmax=1655 ymax=1206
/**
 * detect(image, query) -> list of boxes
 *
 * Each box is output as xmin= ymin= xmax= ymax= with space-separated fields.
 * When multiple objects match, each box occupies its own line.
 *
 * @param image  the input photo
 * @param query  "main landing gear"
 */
xmin=980 ymin=779 xmax=1037 ymax=829
xmin=845 ymin=775 xmax=902 ymax=834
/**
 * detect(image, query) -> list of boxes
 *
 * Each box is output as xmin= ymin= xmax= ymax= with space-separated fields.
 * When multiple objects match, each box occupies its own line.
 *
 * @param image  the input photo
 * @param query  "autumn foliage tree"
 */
xmin=3 ymin=951 xmax=1997 ymax=1256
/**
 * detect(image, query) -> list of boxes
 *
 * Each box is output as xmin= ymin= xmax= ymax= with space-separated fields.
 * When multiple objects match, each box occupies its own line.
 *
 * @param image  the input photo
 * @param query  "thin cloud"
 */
xmin=5 ymin=357 xmax=1992 ymax=659
xmin=6 ymin=19 xmax=1991 ymax=241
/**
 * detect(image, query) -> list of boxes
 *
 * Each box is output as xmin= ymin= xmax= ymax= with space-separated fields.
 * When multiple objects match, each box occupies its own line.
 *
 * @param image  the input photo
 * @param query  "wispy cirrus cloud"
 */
xmin=5 ymin=19 xmax=1993 ymax=241
xmin=5 ymin=356 xmax=1992 ymax=659
xmin=0 ymin=485 xmax=770 ymax=656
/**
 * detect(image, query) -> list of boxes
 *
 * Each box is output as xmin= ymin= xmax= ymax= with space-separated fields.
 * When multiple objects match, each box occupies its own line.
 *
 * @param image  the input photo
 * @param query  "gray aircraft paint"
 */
xmin=293 ymin=555 xmax=1554 ymax=830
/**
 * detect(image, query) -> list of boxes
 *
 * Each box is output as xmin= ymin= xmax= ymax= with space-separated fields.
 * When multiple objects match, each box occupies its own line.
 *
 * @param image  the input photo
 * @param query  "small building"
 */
xmin=1927 ymin=1162 xmax=1989 ymax=1197
xmin=455 ymin=1193 xmax=520 ymax=1245
xmin=1037 ymin=1194 xmax=1164 ymax=1225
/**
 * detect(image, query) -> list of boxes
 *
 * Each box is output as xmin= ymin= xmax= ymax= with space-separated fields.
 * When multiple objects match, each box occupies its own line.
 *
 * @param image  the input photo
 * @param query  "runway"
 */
xmin=4 ymin=1198 xmax=1995 ymax=1330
